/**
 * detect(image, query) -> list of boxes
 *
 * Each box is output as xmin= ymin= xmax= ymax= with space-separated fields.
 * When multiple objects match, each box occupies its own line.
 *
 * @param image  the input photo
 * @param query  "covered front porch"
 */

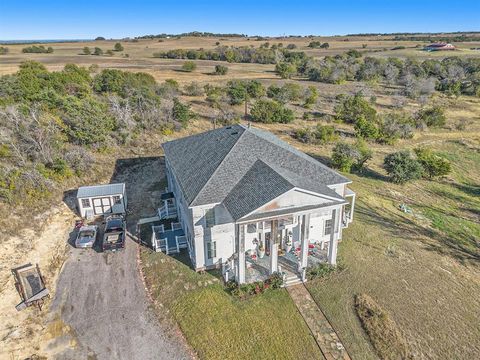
xmin=232 ymin=203 xmax=343 ymax=285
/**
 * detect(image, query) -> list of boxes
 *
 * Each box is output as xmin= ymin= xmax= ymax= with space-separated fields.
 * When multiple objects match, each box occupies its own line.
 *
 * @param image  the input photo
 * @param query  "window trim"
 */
xmin=207 ymin=241 xmax=216 ymax=259
xmin=324 ymin=219 xmax=333 ymax=236
xmin=112 ymin=195 xmax=122 ymax=205
xmin=81 ymin=198 xmax=91 ymax=208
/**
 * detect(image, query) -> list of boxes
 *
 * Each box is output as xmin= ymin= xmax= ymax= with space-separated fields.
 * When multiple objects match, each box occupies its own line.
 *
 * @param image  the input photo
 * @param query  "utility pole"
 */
xmin=244 ymin=93 xmax=250 ymax=127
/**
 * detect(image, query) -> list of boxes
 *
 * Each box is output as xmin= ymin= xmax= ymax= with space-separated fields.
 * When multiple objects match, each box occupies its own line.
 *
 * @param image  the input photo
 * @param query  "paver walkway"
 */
xmin=287 ymin=284 xmax=351 ymax=360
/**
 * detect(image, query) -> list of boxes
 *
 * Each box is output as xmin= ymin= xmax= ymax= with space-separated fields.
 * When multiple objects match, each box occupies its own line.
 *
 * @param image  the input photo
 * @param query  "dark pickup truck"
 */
xmin=102 ymin=215 xmax=126 ymax=252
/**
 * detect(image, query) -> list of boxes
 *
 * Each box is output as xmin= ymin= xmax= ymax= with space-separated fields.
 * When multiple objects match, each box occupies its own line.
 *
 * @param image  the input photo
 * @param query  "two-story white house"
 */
xmin=162 ymin=124 xmax=355 ymax=285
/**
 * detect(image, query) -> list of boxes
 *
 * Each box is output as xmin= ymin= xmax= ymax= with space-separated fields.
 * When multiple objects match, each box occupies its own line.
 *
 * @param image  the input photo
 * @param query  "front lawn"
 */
xmin=140 ymin=249 xmax=322 ymax=360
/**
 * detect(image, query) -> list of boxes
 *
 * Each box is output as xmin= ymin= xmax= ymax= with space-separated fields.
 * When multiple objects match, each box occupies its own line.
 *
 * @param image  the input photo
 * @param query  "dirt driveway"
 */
xmin=46 ymin=157 xmax=191 ymax=359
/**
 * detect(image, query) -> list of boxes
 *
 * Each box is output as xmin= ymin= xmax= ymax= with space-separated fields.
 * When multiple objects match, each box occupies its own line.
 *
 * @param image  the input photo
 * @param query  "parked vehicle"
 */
xmin=103 ymin=215 xmax=126 ymax=252
xmin=75 ymin=225 xmax=98 ymax=248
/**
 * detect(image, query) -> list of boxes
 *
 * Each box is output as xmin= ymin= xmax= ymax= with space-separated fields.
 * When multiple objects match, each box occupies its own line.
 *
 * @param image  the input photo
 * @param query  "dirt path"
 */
xmin=46 ymin=236 xmax=190 ymax=359
xmin=288 ymin=284 xmax=351 ymax=360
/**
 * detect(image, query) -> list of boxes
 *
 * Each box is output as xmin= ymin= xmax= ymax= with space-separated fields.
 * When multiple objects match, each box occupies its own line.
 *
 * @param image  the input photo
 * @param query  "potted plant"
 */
xmin=285 ymin=232 xmax=293 ymax=253
xmin=258 ymin=240 xmax=265 ymax=258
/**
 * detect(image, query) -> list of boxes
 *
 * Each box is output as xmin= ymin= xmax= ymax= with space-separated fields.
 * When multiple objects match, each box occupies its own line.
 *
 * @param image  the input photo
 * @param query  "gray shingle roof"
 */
xmin=77 ymin=183 xmax=125 ymax=198
xmin=223 ymin=160 xmax=294 ymax=220
xmin=162 ymin=124 xmax=351 ymax=219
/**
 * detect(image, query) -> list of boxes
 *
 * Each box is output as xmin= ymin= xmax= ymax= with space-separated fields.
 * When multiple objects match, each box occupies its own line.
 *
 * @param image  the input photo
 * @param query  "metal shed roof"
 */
xmin=77 ymin=183 xmax=125 ymax=198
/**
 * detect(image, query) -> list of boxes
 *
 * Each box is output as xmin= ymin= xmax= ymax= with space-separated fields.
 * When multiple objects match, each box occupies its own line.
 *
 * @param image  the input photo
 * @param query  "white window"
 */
xmin=324 ymin=219 xmax=333 ymax=235
xmin=81 ymin=198 xmax=91 ymax=208
xmin=205 ymin=208 xmax=215 ymax=228
xmin=207 ymin=241 xmax=216 ymax=259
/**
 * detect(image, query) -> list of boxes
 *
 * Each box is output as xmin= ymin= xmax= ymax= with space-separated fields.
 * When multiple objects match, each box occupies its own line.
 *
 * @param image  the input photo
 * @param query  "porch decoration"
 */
xmin=258 ymin=240 xmax=265 ymax=258
xmin=285 ymin=231 xmax=293 ymax=253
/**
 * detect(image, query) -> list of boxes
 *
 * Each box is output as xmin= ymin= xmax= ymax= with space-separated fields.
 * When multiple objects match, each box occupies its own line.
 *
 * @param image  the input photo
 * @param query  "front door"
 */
xmin=93 ymin=197 xmax=112 ymax=215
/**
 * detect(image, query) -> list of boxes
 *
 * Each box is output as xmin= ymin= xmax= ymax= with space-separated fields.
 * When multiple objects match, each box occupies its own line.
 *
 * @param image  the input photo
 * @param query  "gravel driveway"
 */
xmin=49 ymin=157 xmax=191 ymax=359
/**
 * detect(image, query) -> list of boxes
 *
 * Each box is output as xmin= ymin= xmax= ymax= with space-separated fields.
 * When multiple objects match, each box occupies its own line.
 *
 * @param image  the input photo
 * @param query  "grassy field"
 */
xmin=140 ymin=249 xmax=323 ymax=360
xmin=1 ymin=33 xmax=480 ymax=359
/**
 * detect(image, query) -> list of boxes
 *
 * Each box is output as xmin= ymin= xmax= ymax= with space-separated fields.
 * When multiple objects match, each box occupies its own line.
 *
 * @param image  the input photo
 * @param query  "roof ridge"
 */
xmin=189 ymin=124 xmax=247 ymax=206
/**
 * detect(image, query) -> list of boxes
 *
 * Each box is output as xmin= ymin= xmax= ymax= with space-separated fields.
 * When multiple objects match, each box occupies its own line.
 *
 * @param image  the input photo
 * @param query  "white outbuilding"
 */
xmin=76 ymin=183 xmax=127 ymax=218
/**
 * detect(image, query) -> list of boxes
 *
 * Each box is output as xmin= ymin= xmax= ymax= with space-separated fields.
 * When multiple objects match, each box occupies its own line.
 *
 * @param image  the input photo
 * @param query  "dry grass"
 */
xmin=354 ymin=293 xmax=410 ymax=360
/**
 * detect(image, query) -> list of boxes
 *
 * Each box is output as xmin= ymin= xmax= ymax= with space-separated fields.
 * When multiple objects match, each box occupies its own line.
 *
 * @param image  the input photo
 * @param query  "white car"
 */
xmin=75 ymin=225 xmax=98 ymax=248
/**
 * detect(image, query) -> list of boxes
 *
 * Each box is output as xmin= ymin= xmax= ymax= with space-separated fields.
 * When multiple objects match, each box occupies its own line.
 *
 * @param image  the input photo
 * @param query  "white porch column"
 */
xmin=237 ymin=224 xmax=246 ymax=284
xmin=164 ymin=199 xmax=168 ymax=215
xmin=350 ymin=194 xmax=356 ymax=223
xmin=299 ymin=214 xmax=310 ymax=270
xmin=270 ymin=220 xmax=278 ymax=274
xmin=328 ymin=208 xmax=339 ymax=265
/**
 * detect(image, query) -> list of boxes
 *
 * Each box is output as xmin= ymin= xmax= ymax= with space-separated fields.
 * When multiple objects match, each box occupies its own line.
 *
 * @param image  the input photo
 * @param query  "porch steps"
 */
xmin=284 ymin=274 xmax=303 ymax=287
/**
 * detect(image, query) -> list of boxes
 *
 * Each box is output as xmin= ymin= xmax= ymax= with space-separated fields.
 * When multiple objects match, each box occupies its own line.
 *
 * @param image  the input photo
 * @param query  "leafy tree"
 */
xmin=106 ymin=50 xmax=114 ymax=56
xmin=250 ymin=99 xmax=294 ymax=124
xmin=334 ymin=93 xmax=377 ymax=124
xmin=331 ymin=141 xmax=372 ymax=173
xmin=114 ymin=42 xmax=124 ymax=51
xmin=182 ymin=61 xmax=197 ymax=72
xmin=94 ymin=47 xmax=103 ymax=56
xmin=214 ymin=64 xmax=228 ymax=75
xmin=286 ymin=44 xmax=297 ymax=50
xmin=95 ymin=36 xmax=106 ymax=40
xmin=416 ymin=106 xmax=446 ymax=128
xmin=0 ymin=47 xmax=9 ymax=55
xmin=82 ymin=47 xmax=91 ymax=55
xmin=275 ymin=62 xmax=297 ymax=79
xmin=226 ymin=80 xmax=265 ymax=105
xmin=414 ymin=148 xmax=451 ymax=179
xmin=320 ymin=42 xmax=330 ymax=49
xmin=384 ymin=151 xmax=423 ymax=184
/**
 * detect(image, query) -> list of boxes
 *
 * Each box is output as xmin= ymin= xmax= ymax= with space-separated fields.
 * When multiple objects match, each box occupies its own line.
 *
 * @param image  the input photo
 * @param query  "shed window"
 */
xmin=81 ymin=198 xmax=91 ymax=208
xmin=113 ymin=195 xmax=122 ymax=204
xmin=207 ymin=241 xmax=216 ymax=259
xmin=205 ymin=208 xmax=215 ymax=228
xmin=324 ymin=219 xmax=332 ymax=235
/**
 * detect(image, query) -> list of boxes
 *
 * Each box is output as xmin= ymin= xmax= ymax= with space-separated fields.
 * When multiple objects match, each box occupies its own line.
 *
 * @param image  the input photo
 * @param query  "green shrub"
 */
xmin=275 ymin=62 xmax=297 ymax=79
xmin=114 ymin=42 xmax=124 ymax=51
xmin=331 ymin=140 xmax=372 ymax=173
xmin=173 ymin=98 xmax=195 ymax=127
xmin=354 ymin=116 xmax=379 ymax=140
xmin=214 ymin=65 xmax=228 ymax=75
xmin=384 ymin=151 xmax=423 ymax=184
xmin=416 ymin=106 xmax=446 ymax=128
xmin=266 ymin=272 xmax=283 ymax=289
xmin=334 ymin=93 xmax=377 ymax=124
xmin=378 ymin=113 xmax=414 ymax=144
xmin=183 ymin=81 xmax=204 ymax=96
xmin=303 ymin=86 xmax=318 ymax=108
xmin=82 ymin=47 xmax=91 ymax=55
xmin=307 ymin=263 xmax=336 ymax=280
xmin=94 ymin=47 xmax=103 ymax=56
xmin=182 ymin=61 xmax=197 ymax=72
xmin=0 ymin=46 xmax=9 ymax=55
xmin=294 ymin=124 xmax=337 ymax=144
xmin=250 ymin=99 xmax=294 ymax=124
xmin=414 ymin=148 xmax=451 ymax=179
